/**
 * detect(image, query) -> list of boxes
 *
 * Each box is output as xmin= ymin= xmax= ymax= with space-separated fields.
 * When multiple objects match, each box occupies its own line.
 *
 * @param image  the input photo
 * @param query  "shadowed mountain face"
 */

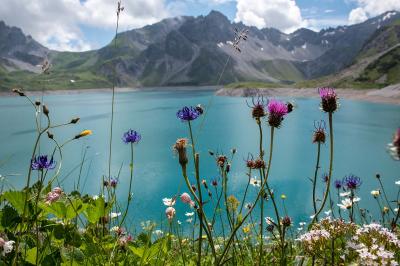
xmin=0 ymin=10 xmax=400 ymax=89
xmin=0 ymin=21 xmax=48 ymax=73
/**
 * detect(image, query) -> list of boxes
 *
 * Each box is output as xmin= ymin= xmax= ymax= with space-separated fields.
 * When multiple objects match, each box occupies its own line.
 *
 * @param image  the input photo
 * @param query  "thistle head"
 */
xmin=173 ymin=138 xmax=189 ymax=167
xmin=267 ymin=99 xmax=288 ymax=128
xmin=313 ymin=120 xmax=326 ymax=144
xmin=281 ymin=216 xmax=292 ymax=227
xmin=248 ymin=96 xmax=267 ymax=120
xmin=318 ymin=87 xmax=338 ymax=113
xmin=334 ymin=179 xmax=342 ymax=189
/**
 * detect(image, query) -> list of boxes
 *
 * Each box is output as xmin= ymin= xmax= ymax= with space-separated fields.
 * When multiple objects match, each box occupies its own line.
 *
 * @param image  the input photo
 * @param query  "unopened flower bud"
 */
xmin=70 ymin=117 xmax=80 ymax=124
xmin=202 ymin=179 xmax=208 ymax=189
xmin=281 ymin=216 xmax=292 ymax=227
xmin=75 ymin=130 xmax=92 ymax=139
xmin=47 ymin=131 xmax=54 ymax=139
xmin=173 ymin=138 xmax=188 ymax=167
xmin=43 ymin=105 xmax=49 ymax=116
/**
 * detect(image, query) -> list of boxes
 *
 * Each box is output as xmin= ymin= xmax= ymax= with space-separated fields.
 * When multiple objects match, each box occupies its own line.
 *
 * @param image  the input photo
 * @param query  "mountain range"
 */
xmin=0 ymin=10 xmax=400 ymax=90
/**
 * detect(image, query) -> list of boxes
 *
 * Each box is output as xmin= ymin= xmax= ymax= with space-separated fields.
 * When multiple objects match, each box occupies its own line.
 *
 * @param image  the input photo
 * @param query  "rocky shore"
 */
xmin=216 ymin=84 xmax=400 ymax=105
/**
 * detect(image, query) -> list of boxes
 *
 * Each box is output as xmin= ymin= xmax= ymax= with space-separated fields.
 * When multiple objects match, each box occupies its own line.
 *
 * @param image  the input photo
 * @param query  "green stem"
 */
xmin=311 ymin=112 xmax=334 ymax=224
xmin=257 ymin=120 xmax=264 ymax=265
xmin=312 ymin=142 xmax=321 ymax=216
xmin=378 ymin=178 xmax=395 ymax=216
xmin=217 ymin=126 xmax=275 ymax=265
xmin=119 ymin=143 xmax=134 ymax=226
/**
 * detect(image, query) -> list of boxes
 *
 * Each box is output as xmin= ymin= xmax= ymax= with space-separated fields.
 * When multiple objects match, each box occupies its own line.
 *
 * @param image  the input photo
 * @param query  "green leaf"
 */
xmin=2 ymin=191 xmax=26 ymax=214
xmin=25 ymin=247 xmax=37 ymax=265
xmin=39 ymin=198 xmax=87 ymax=220
xmin=39 ymin=201 xmax=67 ymax=219
xmin=65 ymin=198 xmax=86 ymax=219
xmin=129 ymin=246 xmax=145 ymax=258
xmin=84 ymin=197 xmax=106 ymax=223
xmin=1 ymin=205 xmax=20 ymax=228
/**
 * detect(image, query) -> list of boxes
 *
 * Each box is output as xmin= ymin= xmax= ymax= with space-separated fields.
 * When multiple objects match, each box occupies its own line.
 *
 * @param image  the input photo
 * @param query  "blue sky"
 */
xmin=0 ymin=0 xmax=399 ymax=51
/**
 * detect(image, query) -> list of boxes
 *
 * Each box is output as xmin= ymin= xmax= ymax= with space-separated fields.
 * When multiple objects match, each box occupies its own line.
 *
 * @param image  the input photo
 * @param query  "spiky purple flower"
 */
xmin=110 ymin=178 xmax=118 ymax=188
xmin=318 ymin=87 xmax=338 ymax=113
xmin=321 ymin=173 xmax=329 ymax=183
xmin=31 ymin=155 xmax=56 ymax=170
xmin=176 ymin=106 xmax=201 ymax=121
xmin=122 ymin=129 xmax=141 ymax=144
xmin=344 ymin=174 xmax=362 ymax=190
xmin=247 ymin=97 xmax=267 ymax=119
xmin=334 ymin=179 xmax=342 ymax=189
xmin=267 ymin=100 xmax=288 ymax=128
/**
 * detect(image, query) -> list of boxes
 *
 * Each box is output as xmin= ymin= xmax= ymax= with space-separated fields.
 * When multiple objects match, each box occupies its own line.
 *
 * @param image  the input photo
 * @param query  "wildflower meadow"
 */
xmin=0 ymin=1 xmax=399 ymax=266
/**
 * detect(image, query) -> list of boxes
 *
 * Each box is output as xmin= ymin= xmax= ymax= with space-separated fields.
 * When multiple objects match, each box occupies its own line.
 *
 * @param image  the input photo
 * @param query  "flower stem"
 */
xmin=119 ymin=143 xmax=134 ymax=226
xmin=312 ymin=142 xmax=321 ymax=217
xmin=311 ymin=112 xmax=333 ymax=224
xmin=217 ymin=127 xmax=275 ymax=265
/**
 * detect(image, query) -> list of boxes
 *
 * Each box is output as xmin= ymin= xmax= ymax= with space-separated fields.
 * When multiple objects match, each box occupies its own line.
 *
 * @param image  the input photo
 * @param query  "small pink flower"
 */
xmin=165 ymin=207 xmax=176 ymax=221
xmin=45 ymin=191 xmax=61 ymax=205
xmin=0 ymin=237 xmax=5 ymax=247
xmin=118 ymin=235 xmax=132 ymax=247
xmin=180 ymin=192 xmax=192 ymax=204
xmin=53 ymin=187 xmax=62 ymax=194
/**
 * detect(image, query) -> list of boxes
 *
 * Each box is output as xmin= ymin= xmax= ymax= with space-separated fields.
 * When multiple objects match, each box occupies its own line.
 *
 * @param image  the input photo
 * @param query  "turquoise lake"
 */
xmin=0 ymin=88 xmax=399 ymax=228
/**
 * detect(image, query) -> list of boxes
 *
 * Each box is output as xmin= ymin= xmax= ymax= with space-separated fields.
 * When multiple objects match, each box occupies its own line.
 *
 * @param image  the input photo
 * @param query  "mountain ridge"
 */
xmin=0 ymin=10 xmax=399 ymax=90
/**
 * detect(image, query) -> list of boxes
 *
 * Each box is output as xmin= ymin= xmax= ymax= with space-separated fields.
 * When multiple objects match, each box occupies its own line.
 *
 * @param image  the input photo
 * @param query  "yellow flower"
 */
xmin=383 ymin=207 xmax=389 ymax=214
xmin=75 ymin=130 xmax=93 ymax=139
xmin=227 ymin=195 xmax=239 ymax=212
xmin=281 ymin=194 xmax=287 ymax=200
xmin=242 ymin=225 xmax=251 ymax=234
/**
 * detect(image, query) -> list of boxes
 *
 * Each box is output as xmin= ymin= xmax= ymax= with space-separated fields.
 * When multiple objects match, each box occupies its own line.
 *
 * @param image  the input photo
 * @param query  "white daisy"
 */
xmin=250 ymin=177 xmax=261 ymax=187
xmin=110 ymin=212 xmax=121 ymax=219
xmin=162 ymin=197 xmax=176 ymax=207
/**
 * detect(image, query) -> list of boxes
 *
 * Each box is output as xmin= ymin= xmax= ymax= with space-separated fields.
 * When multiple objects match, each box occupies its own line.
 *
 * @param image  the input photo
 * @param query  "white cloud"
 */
xmin=348 ymin=7 xmax=368 ymax=24
xmin=0 ymin=0 xmax=170 ymax=51
xmin=348 ymin=0 xmax=400 ymax=24
xmin=306 ymin=17 xmax=349 ymax=31
xmin=234 ymin=0 xmax=306 ymax=33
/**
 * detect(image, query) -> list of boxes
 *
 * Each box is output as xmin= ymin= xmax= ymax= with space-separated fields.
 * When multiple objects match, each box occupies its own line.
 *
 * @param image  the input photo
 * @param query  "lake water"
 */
xmin=0 ymin=87 xmax=399 ymax=229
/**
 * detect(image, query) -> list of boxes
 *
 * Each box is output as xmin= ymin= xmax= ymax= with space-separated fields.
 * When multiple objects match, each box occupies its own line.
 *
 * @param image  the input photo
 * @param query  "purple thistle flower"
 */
xmin=31 ymin=155 xmax=56 ymax=170
xmin=122 ymin=129 xmax=141 ymax=144
xmin=334 ymin=179 xmax=342 ymax=189
xmin=318 ymin=87 xmax=338 ymax=113
xmin=344 ymin=174 xmax=362 ymax=190
xmin=110 ymin=178 xmax=118 ymax=188
xmin=247 ymin=97 xmax=267 ymax=119
xmin=321 ymin=173 xmax=329 ymax=183
xmin=176 ymin=106 xmax=201 ymax=121
xmin=267 ymin=99 xmax=288 ymax=128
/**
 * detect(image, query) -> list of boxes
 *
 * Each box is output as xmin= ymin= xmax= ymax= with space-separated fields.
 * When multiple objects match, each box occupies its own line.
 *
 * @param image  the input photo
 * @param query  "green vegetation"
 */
xmin=224 ymin=81 xmax=288 ymax=89
xmin=357 ymin=46 xmax=400 ymax=86
xmin=0 ymin=70 xmax=112 ymax=91
xmin=257 ymin=59 xmax=304 ymax=82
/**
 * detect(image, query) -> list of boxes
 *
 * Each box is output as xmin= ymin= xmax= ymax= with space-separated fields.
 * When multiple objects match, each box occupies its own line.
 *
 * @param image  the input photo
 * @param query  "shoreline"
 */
xmin=216 ymin=85 xmax=400 ymax=105
xmin=1 ymin=85 xmax=400 ymax=105
xmin=0 ymin=85 xmax=218 ymax=97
